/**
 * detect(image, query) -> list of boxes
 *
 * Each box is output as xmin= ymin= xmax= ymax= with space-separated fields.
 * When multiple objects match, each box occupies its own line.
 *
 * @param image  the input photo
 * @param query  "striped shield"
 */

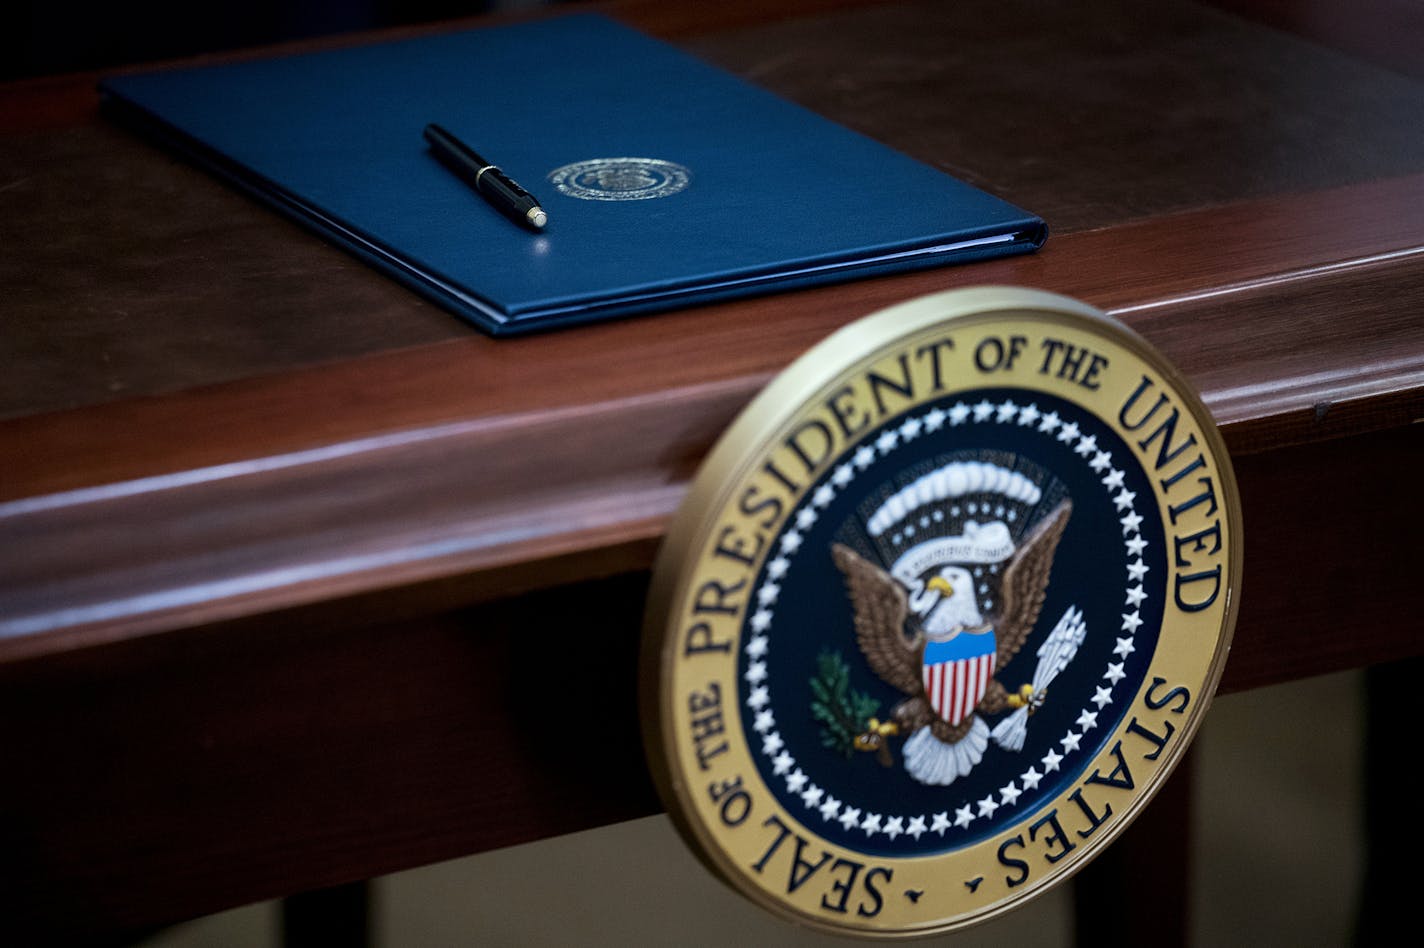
xmin=921 ymin=630 xmax=997 ymax=726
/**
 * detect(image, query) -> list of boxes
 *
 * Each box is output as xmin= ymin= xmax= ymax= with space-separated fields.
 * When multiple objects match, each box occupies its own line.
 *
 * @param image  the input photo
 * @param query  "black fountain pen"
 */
xmin=423 ymin=123 xmax=548 ymax=231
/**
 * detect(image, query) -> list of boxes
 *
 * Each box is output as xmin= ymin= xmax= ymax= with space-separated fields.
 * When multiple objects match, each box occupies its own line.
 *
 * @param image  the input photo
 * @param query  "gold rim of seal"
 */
xmin=641 ymin=286 xmax=1242 ymax=938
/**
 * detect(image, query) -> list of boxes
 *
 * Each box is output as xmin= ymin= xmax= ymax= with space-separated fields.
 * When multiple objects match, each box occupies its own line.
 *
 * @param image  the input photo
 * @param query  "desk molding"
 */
xmin=3 ymin=173 xmax=1421 ymax=662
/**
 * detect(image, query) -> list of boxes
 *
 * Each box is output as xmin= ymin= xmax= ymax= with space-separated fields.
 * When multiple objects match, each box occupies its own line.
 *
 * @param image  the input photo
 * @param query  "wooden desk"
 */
xmin=2 ymin=0 xmax=1421 ymax=941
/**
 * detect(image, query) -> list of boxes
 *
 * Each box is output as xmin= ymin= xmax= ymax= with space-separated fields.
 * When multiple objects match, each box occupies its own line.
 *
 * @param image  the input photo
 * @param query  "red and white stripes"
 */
xmin=924 ymin=653 xmax=997 ymax=725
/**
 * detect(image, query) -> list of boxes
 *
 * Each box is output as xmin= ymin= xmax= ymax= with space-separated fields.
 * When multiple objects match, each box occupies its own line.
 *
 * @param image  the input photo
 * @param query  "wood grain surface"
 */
xmin=4 ymin=0 xmax=1423 ymax=420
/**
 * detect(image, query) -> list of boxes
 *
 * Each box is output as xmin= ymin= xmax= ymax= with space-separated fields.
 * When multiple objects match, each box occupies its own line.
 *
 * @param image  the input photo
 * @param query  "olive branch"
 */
xmin=809 ymin=650 xmax=881 ymax=758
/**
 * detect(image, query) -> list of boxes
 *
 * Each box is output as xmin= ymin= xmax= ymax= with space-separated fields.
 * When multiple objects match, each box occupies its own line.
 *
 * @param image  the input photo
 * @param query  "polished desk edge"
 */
xmin=1 ymin=173 xmax=1421 ymax=661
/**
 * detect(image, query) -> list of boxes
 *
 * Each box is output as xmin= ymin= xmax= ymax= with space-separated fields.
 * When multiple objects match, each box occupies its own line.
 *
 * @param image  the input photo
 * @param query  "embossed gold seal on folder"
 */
xmin=641 ymin=287 xmax=1241 ymax=937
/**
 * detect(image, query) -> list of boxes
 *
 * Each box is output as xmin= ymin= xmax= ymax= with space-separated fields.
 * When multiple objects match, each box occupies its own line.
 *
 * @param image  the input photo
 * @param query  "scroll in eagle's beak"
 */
xmin=927 ymin=576 xmax=954 ymax=596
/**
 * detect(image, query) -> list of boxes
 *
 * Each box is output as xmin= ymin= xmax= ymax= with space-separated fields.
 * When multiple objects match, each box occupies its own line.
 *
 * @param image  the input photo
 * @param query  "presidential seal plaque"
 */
xmin=641 ymin=287 xmax=1241 ymax=938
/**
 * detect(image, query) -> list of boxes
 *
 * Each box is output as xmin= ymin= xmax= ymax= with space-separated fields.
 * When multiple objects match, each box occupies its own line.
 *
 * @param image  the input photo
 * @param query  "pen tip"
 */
xmin=527 ymin=207 xmax=548 ymax=229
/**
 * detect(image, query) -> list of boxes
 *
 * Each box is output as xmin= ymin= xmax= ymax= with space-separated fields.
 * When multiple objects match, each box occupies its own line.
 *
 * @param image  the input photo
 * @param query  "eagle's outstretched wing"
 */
xmin=993 ymin=500 xmax=1072 ymax=669
xmin=831 ymin=544 xmax=923 ymax=696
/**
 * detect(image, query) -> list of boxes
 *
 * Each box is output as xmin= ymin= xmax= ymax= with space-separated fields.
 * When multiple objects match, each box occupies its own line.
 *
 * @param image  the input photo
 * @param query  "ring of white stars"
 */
xmin=742 ymin=397 xmax=1152 ymax=845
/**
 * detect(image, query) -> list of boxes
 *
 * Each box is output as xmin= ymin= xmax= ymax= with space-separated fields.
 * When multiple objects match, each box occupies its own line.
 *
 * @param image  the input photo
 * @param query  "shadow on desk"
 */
xmin=136 ymin=669 xmax=1365 ymax=947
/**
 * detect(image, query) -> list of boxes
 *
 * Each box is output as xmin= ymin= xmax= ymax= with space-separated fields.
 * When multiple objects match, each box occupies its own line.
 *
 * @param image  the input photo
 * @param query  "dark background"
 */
xmin=6 ymin=1 xmax=567 ymax=81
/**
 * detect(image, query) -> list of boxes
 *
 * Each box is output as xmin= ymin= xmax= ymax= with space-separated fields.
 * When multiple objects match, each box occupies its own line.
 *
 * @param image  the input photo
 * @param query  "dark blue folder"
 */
xmin=100 ymin=15 xmax=1045 ymax=336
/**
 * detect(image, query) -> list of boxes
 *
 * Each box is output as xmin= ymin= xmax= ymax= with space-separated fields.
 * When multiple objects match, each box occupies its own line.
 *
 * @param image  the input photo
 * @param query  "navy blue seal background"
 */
xmin=739 ymin=387 xmax=1167 ymax=858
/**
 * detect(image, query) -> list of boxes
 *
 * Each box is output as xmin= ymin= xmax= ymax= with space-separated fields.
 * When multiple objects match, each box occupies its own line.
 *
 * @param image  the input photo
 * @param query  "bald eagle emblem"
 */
xmin=832 ymin=488 xmax=1082 ymax=787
